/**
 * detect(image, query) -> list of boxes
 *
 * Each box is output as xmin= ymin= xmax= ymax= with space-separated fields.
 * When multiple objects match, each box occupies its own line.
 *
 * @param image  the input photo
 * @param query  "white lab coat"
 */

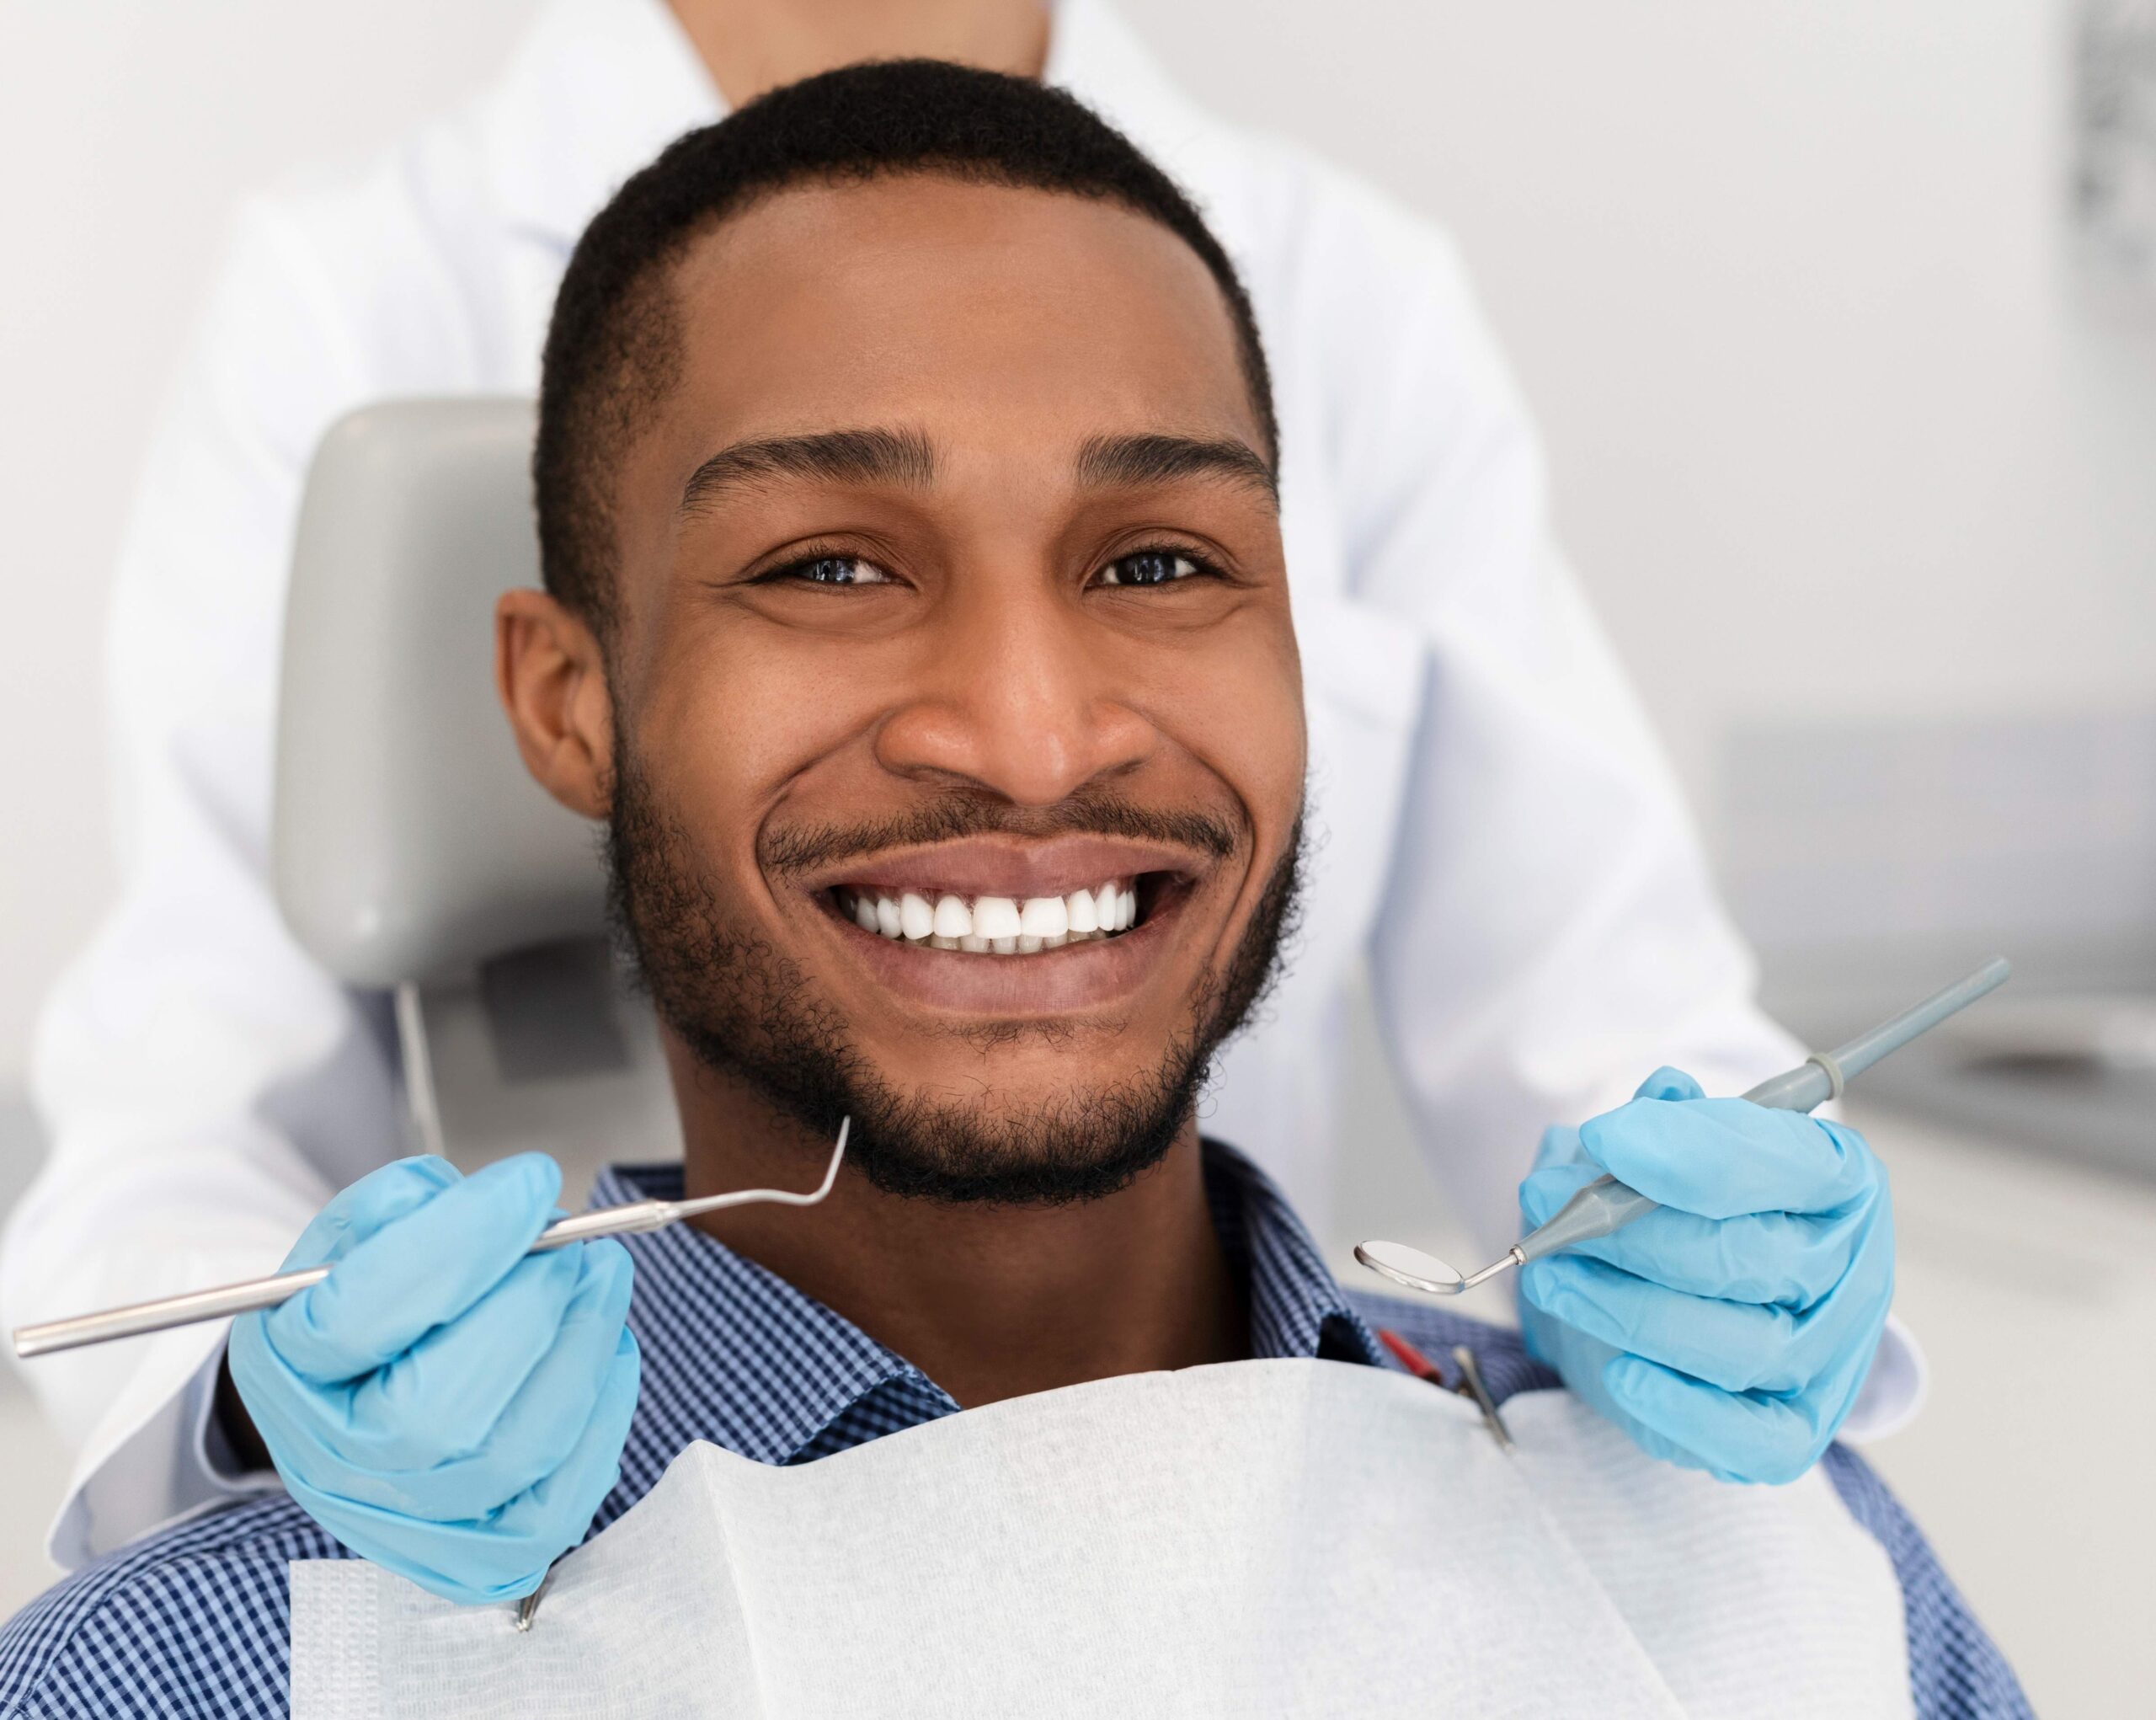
xmin=3 ymin=0 xmax=1918 ymax=1569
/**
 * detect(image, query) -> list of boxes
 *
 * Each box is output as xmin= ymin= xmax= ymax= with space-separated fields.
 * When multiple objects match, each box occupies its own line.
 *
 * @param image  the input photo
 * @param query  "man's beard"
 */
xmin=604 ymin=747 xmax=1303 ymax=1206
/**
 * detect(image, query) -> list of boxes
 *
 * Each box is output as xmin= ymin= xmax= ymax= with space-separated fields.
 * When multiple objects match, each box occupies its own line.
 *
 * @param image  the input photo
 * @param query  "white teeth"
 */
xmin=1019 ymin=895 xmax=1067 ymax=938
xmin=899 ymin=892 xmax=934 ymax=941
xmin=843 ymin=877 xmax=1144 ymax=956
xmin=932 ymin=895 xmax=971 ymax=940
xmin=972 ymin=896 xmax=1022 ymax=940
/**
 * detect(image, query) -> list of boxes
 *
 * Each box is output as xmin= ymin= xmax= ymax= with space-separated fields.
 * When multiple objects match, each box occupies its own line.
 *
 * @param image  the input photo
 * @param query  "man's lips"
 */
xmin=782 ymin=833 xmax=1216 ymax=1015
xmin=787 ymin=834 xmax=1203 ymax=901
xmin=815 ymin=876 xmax=1193 ymax=1015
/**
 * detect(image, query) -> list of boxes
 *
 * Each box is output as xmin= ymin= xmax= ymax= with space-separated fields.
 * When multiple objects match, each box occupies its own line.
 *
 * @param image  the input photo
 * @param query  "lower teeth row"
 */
xmin=841 ymin=882 xmax=1139 ymax=954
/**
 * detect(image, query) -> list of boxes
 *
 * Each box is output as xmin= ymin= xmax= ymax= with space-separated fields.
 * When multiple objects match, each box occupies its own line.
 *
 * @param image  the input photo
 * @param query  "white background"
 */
xmin=2 ymin=3 xmax=2153 ymax=1712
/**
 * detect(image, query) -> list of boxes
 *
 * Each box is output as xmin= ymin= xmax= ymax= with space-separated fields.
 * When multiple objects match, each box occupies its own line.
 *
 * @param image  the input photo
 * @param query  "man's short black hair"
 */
xmin=535 ymin=57 xmax=1277 ymax=629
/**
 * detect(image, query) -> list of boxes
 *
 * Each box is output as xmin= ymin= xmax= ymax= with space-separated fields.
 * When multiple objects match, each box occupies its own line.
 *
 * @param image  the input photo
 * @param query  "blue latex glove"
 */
xmin=227 ymin=1152 xmax=640 ymax=1604
xmin=1517 ymin=1067 xmax=1892 ymax=1485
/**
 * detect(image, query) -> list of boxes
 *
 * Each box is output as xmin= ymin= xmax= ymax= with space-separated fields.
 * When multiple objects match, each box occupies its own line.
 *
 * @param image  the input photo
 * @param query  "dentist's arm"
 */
xmin=3 ymin=192 xmax=460 ymax=1564
xmin=1275 ymin=158 xmax=1919 ymax=1461
xmin=1262 ymin=156 xmax=1799 ymax=1253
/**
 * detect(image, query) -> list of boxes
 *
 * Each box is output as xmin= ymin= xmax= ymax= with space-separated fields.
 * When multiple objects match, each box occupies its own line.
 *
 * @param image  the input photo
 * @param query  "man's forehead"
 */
xmin=650 ymin=174 xmax=1267 ymax=475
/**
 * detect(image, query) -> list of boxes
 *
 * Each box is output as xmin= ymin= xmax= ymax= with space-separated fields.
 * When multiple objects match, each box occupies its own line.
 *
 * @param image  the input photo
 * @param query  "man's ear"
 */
xmin=495 ymin=589 xmax=615 ymax=820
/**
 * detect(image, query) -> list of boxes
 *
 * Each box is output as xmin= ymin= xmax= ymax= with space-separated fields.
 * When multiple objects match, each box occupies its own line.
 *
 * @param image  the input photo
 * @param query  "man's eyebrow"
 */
xmin=1075 ymin=434 xmax=1278 ymax=504
xmin=680 ymin=427 xmax=936 ymax=514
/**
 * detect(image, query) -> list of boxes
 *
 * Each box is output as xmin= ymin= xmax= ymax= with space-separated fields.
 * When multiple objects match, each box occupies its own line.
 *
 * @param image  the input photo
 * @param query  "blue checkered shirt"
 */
xmin=1 ymin=1142 xmax=2028 ymax=1717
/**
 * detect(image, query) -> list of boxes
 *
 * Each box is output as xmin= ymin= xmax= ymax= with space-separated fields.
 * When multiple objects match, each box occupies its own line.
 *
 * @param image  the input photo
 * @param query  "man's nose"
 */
xmin=873 ymin=581 xmax=1155 ymax=805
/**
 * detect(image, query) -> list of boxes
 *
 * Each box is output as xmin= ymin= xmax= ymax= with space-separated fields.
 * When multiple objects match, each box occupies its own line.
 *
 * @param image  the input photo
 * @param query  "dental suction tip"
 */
xmin=1355 ymin=1240 xmax=1468 ymax=1296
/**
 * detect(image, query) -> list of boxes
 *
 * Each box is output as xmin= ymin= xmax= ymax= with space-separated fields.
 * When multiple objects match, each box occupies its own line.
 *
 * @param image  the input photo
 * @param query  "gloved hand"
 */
xmin=227 ymin=1152 xmax=640 ymax=1604
xmin=1517 ymin=1067 xmax=1892 ymax=1485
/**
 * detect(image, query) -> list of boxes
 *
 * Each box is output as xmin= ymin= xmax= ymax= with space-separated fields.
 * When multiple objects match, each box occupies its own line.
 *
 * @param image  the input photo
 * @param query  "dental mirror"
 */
xmin=1353 ymin=1239 xmax=1467 ymax=1297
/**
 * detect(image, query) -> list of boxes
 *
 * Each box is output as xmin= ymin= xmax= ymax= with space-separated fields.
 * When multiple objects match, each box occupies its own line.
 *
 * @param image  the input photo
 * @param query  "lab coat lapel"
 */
xmin=483 ymin=0 xmax=1225 ymax=257
xmin=467 ymin=0 xmax=1227 ymax=391
xmin=483 ymin=0 xmax=724 ymax=254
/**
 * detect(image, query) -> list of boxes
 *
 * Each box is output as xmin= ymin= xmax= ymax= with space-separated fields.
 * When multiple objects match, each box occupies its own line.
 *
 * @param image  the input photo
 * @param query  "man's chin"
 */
xmin=690 ymin=1034 xmax=1205 ymax=1207
xmin=840 ymin=1092 xmax=1194 ymax=1206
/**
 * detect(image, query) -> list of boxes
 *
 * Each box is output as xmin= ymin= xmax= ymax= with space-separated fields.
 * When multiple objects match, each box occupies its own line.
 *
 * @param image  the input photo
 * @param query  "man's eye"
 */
xmin=1096 ymin=549 xmax=1210 ymax=588
xmin=776 ymin=554 xmax=893 ymax=586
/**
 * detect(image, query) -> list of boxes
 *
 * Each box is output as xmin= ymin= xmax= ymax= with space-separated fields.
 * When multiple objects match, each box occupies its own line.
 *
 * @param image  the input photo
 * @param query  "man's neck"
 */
xmin=666 ymin=0 xmax=1051 ymax=110
xmin=667 ymin=1050 xmax=1249 ymax=1410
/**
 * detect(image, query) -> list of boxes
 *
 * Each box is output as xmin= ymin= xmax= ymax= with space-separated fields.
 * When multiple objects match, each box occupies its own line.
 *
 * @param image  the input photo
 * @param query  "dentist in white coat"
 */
xmin=5 ymin=0 xmax=1921 ymax=1573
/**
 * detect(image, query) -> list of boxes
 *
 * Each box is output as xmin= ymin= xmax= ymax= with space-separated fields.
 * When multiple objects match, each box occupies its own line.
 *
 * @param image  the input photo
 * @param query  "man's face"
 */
xmin=589 ymin=175 xmax=1303 ymax=1199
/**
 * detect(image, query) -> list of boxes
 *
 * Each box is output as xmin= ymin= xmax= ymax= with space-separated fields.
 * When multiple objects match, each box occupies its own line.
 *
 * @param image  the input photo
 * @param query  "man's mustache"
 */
xmin=760 ymin=789 xmax=1243 ymax=879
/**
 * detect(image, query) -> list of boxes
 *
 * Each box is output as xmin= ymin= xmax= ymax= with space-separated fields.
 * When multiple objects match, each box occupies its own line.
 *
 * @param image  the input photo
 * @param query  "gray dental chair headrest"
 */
xmin=274 ymin=399 xmax=606 ymax=988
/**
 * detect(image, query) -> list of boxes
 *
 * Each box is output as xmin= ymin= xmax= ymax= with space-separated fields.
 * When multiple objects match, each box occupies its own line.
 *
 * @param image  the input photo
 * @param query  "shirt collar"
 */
xmin=1198 ymin=1141 xmax=1387 ymax=1368
xmin=482 ymin=0 xmax=1219 ymax=248
xmin=596 ymin=1137 xmax=1386 ymax=1475
xmin=599 ymin=1162 xmax=929 ymax=1469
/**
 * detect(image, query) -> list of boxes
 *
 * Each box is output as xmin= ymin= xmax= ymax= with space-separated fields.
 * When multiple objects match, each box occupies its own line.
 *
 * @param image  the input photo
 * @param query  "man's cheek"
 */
xmin=656 ymin=649 xmax=851 ymax=809
xmin=1177 ymin=693 xmax=1303 ymax=836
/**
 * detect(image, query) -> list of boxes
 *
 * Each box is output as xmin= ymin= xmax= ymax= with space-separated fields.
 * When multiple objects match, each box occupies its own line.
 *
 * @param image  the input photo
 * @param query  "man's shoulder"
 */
xmin=1342 ymin=1288 xmax=1562 ymax=1408
xmin=0 ymin=1495 xmax=340 ymax=1720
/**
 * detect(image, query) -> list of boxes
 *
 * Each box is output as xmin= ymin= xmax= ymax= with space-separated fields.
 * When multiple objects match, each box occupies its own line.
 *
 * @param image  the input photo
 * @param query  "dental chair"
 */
xmin=273 ymin=400 xmax=680 ymax=1199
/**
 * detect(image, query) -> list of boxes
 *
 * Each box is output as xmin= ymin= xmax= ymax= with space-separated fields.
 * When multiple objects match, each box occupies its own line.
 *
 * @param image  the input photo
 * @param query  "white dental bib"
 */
xmin=290 ymin=1358 xmax=1911 ymax=1718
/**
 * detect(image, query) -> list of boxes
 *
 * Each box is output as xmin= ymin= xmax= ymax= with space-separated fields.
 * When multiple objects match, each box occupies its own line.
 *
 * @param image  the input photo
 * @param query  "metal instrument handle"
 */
xmin=12 ymin=1266 xmax=333 ymax=1359
xmin=1509 ymin=957 xmax=2013 ymax=1269
xmin=11 ymin=1119 xmax=848 ymax=1362
xmin=11 ymin=1202 xmax=680 ymax=1359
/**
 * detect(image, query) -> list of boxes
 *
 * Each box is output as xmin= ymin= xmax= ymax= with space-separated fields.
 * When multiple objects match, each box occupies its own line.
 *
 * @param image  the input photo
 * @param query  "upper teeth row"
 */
xmin=843 ymin=880 xmax=1139 ymax=953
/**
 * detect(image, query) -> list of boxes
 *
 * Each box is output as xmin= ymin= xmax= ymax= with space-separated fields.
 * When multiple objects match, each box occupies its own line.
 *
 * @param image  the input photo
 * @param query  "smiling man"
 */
xmin=498 ymin=91 xmax=1313 ymax=1412
xmin=577 ymin=318 xmax=1299 ymax=1225
xmin=0 ymin=62 xmax=2026 ymax=1720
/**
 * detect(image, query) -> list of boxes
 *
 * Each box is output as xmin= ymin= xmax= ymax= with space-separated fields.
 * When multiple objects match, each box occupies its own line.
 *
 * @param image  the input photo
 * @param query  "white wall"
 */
xmin=5 ymin=2 xmax=2152 ymax=1089
xmin=1143 ymin=0 xmax=2156 ymax=797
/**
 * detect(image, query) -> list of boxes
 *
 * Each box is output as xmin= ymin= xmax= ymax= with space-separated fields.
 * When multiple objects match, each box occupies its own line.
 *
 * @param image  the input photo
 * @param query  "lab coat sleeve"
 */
xmin=1273 ymin=157 xmax=1921 ymax=1439
xmin=3 ymin=200 xmax=408 ymax=1567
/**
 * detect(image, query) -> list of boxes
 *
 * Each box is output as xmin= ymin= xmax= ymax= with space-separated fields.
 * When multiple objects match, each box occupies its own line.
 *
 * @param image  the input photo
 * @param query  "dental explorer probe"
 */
xmin=1357 ymin=959 xmax=2011 ymax=1301
xmin=11 ymin=1119 xmax=850 ymax=1360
